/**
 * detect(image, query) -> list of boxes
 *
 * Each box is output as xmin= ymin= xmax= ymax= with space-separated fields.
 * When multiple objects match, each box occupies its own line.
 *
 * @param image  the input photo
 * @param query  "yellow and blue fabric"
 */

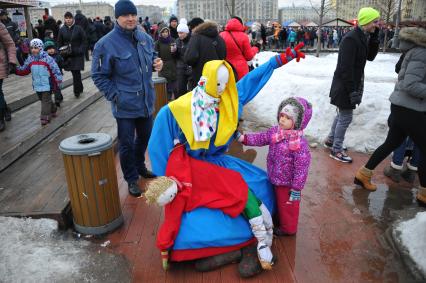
xmin=168 ymin=60 xmax=238 ymax=150
xmin=148 ymin=55 xmax=284 ymax=252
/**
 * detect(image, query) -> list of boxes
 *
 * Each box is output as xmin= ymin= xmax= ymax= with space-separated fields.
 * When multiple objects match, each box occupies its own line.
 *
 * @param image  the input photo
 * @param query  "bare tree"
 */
xmin=310 ymin=0 xmax=334 ymax=57
xmin=377 ymin=0 xmax=398 ymax=52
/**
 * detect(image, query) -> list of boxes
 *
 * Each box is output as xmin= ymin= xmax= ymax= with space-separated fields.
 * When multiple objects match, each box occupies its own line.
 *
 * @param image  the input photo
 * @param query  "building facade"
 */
xmin=177 ymin=0 xmax=278 ymax=25
xmin=330 ymin=0 xmax=380 ymax=22
xmin=136 ymin=5 xmax=164 ymax=23
xmin=51 ymin=2 xmax=114 ymax=21
xmin=402 ymin=0 xmax=426 ymax=21
xmin=279 ymin=6 xmax=336 ymax=23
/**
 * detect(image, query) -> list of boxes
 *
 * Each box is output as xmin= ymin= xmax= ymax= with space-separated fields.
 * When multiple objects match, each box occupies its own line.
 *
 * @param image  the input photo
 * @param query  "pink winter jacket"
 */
xmin=243 ymin=97 xmax=312 ymax=190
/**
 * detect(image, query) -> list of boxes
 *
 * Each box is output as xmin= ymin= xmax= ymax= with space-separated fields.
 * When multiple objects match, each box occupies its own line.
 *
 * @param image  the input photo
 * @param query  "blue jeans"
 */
xmin=392 ymin=137 xmax=421 ymax=169
xmin=327 ymin=108 xmax=353 ymax=152
xmin=0 ymin=79 xmax=6 ymax=110
xmin=116 ymin=116 xmax=153 ymax=184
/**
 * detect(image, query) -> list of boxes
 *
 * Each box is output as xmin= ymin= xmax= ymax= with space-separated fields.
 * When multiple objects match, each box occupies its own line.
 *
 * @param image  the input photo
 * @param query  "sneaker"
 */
xmin=128 ymin=182 xmax=142 ymax=197
xmin=139 ymin=169 xmax=156 ymax=179
xmin=383 ymin=165 xmax=402 ymax=183
xmin=324 ymin=139 xmax=347 ymax=151
xmin=329 ymin=151 xmax=353 ymax=163
xmin=74 ymin=92 xmax=81 ymax=98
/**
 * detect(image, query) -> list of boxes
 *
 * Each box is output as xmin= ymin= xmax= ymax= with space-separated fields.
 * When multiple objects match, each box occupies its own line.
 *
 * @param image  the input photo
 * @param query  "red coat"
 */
xmin=220 ymin=18 xmax=258 ymax=80
xmin=156 ymin=145 xmax=248 ymax=250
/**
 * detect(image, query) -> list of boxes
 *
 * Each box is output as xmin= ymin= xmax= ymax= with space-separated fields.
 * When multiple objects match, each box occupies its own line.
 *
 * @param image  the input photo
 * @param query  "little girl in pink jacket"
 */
xmin=239 ymin=97 xmax=312 ymax=235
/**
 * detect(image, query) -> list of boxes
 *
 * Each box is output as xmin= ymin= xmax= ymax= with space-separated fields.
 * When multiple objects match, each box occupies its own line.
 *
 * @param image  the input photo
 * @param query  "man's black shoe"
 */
xmin=139 ymin=169 xmax=156 ymax=179
xmin=4 ymin=107 xmax=11 ymax=121
xmin=128 ymin=182 xmax=142 ymax=197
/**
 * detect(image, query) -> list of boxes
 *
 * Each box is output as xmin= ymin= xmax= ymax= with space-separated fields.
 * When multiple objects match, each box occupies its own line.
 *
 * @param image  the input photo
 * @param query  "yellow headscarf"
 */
xmin=168 ymin=60 xmax=238 ymax=150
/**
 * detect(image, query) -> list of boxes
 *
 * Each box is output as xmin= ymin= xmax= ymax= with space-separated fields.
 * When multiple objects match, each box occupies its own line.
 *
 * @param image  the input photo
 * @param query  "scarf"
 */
xmin=191 ymin=77 xmax=220 ymax=141
xmin=272 ymin=128 xmax=303 ymax=151
xmin=168 ymin=60 xmax=238 ymax=150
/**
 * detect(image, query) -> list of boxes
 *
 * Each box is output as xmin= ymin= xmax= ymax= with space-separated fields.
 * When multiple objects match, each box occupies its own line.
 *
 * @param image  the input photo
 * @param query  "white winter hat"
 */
xmin=177 ymin=23 xmax=189 ymax=33
xmin=30 ymin=38 xmax=44 ymax=50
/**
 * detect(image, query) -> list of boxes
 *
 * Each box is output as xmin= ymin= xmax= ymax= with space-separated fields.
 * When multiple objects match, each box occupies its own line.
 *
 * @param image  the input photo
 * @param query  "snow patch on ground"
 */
xmin=395 ymin=212 xmax=426 ymax=276
xmin=0 ymin=216 xmax=130 ymax=282
xmin=244 ymin=52 xmax=400 ymax=153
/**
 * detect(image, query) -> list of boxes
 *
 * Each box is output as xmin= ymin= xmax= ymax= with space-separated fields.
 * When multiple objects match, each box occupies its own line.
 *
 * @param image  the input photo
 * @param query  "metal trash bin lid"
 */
xmin=153 ymin=76 xmax=167 ymax=84
xmin=59 ymin=133 xmax=113 ymax=155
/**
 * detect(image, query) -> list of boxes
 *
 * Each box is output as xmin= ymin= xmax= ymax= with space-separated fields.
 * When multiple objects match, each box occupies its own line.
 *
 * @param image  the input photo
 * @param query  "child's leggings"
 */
xmin=275 ymin=186 xmax=300 ymax=235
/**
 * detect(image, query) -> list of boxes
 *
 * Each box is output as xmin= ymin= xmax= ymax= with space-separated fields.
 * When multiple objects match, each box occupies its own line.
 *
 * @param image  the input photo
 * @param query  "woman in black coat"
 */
xmin=184 ymin=21 xmax=226 ymax=88
xmin=57 ymin=11 xmax=87 ymax=97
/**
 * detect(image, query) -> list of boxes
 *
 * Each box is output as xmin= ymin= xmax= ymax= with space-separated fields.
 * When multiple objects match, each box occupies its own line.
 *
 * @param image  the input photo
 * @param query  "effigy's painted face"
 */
xmin=216 ymin=64 xmax=229 ymax=96
xmin=157 ymin=181 xmax=178 ymax=206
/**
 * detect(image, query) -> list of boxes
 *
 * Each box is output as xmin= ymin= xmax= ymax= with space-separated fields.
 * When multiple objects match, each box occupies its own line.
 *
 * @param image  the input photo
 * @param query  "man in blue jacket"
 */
xmin=91 ymin=0 xmax=163 ymax=197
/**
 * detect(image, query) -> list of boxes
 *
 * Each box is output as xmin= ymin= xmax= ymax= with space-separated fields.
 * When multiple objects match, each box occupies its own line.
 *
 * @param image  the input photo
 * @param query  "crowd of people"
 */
xmin=0 ymin=8 xmax=119 ymax=131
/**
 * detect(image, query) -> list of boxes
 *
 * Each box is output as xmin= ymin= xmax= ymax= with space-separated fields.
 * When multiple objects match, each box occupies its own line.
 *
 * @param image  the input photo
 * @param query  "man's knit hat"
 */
xmin=115 ymin=0 xmax=137 ymax=18
xmin=169 ymin=15 xmax=178 ymax=23
xmin=358 ymin=7 xmax=380 ymax=26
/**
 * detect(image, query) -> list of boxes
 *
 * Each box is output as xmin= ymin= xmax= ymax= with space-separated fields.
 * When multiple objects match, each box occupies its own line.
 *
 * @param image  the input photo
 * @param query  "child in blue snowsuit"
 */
xmin=16 ymin=39 xmax=62 ymax=125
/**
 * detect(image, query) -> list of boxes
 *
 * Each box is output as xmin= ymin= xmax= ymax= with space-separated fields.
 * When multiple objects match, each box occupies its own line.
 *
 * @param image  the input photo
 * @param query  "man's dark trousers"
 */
xmin=116 ymin=116 xmax=153 ymax=184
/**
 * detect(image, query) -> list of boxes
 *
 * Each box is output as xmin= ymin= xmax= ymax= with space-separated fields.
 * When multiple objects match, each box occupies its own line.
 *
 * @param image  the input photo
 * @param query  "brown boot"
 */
xmin=354 ymin=166 xmax=377 ymax=191
xmin=417 ymin=186 xmax=426 ymax=205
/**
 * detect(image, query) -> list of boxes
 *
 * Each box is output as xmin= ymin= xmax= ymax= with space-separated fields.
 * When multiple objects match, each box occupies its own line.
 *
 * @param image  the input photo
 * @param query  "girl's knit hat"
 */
xmin=277 ymin=97 xmax=312 ymax=130
xmin=30 ymin=39 xmax=44 ymax=50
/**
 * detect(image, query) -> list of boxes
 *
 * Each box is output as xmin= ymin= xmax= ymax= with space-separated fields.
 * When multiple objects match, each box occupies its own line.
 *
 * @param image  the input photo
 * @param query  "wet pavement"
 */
xmin=102 ymin=141 xmax=425 ymax=282
xmin=229 ymin=141 xmax=425 ymax=282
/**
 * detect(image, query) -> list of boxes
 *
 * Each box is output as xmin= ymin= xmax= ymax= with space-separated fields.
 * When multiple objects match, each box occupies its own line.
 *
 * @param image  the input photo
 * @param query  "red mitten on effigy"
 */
xmin=277 ymin=42 xmax=306 ymax=65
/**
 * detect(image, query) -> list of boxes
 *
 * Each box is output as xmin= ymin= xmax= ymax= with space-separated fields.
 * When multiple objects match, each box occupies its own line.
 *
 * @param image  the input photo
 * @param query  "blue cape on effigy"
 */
xmin=148 ymin=56 xmax=284 ymax=261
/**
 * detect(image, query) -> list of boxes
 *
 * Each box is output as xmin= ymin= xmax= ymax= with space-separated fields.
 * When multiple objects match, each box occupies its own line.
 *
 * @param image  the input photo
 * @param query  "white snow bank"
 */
xmin=0 ymin=216 xmax=130 ymax=282
xmin=244 ymin=52 xmax=400 ymax=152
xmin=396 ymin=212 xmax=426 ymax=275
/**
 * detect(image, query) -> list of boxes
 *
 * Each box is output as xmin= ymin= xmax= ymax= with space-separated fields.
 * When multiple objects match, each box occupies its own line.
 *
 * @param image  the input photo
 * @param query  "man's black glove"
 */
xmin=370 ymin=27 xmax=379 ymax=39
xmin=349 ymin=91 xmax=362 ymax=106
xmin=8 ymin=63 xmax=16 ymax=74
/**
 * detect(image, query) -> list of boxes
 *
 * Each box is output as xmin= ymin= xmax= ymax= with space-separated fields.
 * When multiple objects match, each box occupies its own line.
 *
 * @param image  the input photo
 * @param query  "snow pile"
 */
xmin=244 ymin=52 xmax=399 ymax=152
xmin=0 ymin=217 xmax=130 ymax=282
xmin=395 ymin=212 xmax=426 ymax=276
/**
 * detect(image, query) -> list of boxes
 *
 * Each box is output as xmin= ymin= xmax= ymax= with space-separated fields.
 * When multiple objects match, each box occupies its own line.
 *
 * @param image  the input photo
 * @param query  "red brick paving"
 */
xmin=104 ymin=142 xmax=419 ymax=282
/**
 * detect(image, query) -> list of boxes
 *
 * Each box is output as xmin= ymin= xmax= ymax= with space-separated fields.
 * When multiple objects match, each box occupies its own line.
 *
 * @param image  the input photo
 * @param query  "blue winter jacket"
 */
xmin=16 ymin=51 xmax=63 ymax=92
xmin=91 ymin=23 xmax=157 ymax=118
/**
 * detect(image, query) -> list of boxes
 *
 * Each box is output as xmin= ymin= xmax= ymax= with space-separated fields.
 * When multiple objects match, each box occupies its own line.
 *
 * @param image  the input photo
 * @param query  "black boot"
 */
xmin=0 ymin=108 xmax=5 ymax=132
xmin=194 ymin=250 xmax=241 ymax=272
xmin=4 ymin=106 xmax=11 ymax=121
xmin=401 ymin=168 xmax=416 ymax=184
xmin=238 ymin=244 xmax=262 ymax=278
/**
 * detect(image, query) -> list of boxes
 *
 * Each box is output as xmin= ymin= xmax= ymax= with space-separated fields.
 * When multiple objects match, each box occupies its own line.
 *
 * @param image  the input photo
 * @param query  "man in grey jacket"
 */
xmin=354 ymin=27 xmax=426 ymax=206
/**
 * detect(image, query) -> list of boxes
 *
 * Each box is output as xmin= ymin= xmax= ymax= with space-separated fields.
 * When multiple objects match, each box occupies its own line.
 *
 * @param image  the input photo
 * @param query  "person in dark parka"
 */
xmin=57 ymin=11 xmax=87 ymax=97
xmin=325 ymin=7 xmax=380 ymax=163
xmin=173 ymin=19 xmax=192 ymax=98
xmin=184 ymin=21 xmax=226 ymax=88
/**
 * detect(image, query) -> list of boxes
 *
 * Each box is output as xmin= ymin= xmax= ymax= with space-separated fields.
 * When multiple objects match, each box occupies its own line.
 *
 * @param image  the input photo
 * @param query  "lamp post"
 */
xmin=392 ymin=0 xmax=403 ymax=48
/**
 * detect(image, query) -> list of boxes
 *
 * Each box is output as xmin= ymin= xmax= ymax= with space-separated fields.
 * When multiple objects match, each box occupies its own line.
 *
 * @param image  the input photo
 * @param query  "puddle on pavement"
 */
xmin=342 ymin=184 xmax=426 ymax=282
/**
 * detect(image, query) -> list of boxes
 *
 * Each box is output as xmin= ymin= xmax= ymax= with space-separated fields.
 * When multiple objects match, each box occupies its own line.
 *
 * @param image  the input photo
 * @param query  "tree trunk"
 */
xmin=383 ymin=31 xmax=388 ymax=53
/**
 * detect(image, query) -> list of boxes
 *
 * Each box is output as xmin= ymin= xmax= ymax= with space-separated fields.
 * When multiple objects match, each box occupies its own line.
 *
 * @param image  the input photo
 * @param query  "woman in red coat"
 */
xmin=220 ymin=17 xmax=258 ymax=80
